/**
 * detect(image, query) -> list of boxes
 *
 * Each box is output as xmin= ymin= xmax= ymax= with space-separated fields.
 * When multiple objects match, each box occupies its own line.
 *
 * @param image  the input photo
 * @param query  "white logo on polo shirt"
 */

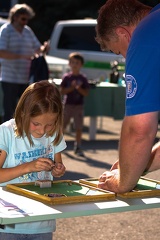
xmin=126 ymin=75 xmax=137 ymax=98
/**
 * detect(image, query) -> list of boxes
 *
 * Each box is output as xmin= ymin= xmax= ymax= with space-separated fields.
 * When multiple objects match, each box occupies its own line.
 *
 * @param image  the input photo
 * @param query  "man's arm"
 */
xmin=34 ymin=41 xmax=50 ymax=55
xmin=0 ymin=44 xmax=49 ymax=60
xmin=144 ymin=141 xmax=160 ymax=172
xmin=0 ymin=49 xmax=31 ymax=60
xmin=0 ymin=40 xmax=50 ymax=60
xmin=98 ymin=111 xmax=158 ymax=193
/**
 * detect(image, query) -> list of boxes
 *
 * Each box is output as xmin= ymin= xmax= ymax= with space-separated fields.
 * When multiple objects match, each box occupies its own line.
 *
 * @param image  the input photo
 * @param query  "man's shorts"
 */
xmin=63 ymin=104 xmax=84 ymax=130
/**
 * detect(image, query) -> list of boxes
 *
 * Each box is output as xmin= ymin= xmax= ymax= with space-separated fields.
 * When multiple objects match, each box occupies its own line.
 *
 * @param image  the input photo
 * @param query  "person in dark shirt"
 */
xmin=60 ymin=52 xmax=90 ymax=156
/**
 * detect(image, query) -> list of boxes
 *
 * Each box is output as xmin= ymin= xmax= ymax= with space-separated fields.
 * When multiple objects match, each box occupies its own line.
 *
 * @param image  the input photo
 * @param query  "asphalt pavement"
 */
xmin=53 ymin=117 xmax=160 ymax=240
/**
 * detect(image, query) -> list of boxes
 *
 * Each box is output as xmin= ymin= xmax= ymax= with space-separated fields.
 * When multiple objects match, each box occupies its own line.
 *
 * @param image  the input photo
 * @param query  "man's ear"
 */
xmin=115 ymin=27 xmax=131 ymax=42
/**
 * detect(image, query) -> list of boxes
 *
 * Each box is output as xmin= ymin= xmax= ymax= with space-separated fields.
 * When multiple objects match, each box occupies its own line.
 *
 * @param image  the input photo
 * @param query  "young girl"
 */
xmin=0 ymin=80 xmax=66 ymax=240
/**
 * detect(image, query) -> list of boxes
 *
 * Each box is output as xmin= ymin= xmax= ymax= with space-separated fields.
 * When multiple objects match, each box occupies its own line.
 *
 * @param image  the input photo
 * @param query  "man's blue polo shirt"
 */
xmin=125 ymin=4 xmax=160 ymax=116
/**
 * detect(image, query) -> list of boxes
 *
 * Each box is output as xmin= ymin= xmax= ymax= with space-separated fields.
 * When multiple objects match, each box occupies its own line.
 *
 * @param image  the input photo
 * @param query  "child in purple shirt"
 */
xmin=60 ymin=52 xmax=90 ymax=156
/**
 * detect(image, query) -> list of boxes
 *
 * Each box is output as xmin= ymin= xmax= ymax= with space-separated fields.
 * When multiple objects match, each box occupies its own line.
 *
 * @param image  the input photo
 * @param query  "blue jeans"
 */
xmin=0 ymin=232 xmax=53 ymax=240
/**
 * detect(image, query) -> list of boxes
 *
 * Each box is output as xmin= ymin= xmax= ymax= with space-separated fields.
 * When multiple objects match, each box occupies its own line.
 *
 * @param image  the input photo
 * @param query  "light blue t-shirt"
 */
xmin=0 ymin=23 xmax=41 ymax=84
xmin=0 ymin=119 xmax=67 ymax=234
xmin=125 ymin=4 xmax=160 ymax=116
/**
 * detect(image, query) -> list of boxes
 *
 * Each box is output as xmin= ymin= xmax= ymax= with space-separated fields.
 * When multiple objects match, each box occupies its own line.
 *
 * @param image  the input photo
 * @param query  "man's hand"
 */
xmin=110 ymin=160 xmax=119 ymax=171
xmin=98 ymin=169 xmax=119 ymax=193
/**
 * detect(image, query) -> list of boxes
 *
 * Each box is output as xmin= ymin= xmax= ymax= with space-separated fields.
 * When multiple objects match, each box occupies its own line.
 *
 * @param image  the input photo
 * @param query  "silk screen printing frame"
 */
xmin=6 ymin=180 xmax=115 ymax=205
xmin=79 ymin=177 xmax=160 ymax=198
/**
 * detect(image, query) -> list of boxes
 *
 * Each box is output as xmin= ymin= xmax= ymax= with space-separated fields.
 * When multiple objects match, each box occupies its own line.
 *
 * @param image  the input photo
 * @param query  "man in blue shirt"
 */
xmin=96 ymin=0 xmax=160 ymax=193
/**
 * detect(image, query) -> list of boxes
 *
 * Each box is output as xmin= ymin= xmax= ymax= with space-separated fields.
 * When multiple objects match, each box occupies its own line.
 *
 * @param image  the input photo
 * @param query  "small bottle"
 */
xmin=99 ymin=74 xmax=105 ymax=82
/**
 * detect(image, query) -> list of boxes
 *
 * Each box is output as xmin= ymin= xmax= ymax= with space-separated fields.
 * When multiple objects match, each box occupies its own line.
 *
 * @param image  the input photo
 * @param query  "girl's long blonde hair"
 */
xmin=14 ymin=80 xmax=63 ymax=146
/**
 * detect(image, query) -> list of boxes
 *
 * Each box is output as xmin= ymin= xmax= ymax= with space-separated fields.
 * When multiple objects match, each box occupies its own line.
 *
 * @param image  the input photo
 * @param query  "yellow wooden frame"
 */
xmin=79 ymin=177 xmax=160 ymax=198
xmin=6 ymin=180 xmax=115 ymax=205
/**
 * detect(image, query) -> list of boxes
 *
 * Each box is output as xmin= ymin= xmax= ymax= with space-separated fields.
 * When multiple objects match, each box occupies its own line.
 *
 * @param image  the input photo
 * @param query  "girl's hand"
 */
xmin=27 ymin=158 xmax=54 ymax=172
xmin=51 ymin=162 xmax=66 ymax=177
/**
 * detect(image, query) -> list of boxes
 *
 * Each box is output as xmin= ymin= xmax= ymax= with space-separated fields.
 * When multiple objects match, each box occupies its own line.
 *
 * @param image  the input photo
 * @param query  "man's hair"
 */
xmin=14 ymin=80 xmax=63 ymax=146
xmin=96 ymin=0 xmax=151 ymax=49
xmin=69 ymin=52 xmax=84 ymax=65
xmin=9 ymin=4 xmax=35 ymax=23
